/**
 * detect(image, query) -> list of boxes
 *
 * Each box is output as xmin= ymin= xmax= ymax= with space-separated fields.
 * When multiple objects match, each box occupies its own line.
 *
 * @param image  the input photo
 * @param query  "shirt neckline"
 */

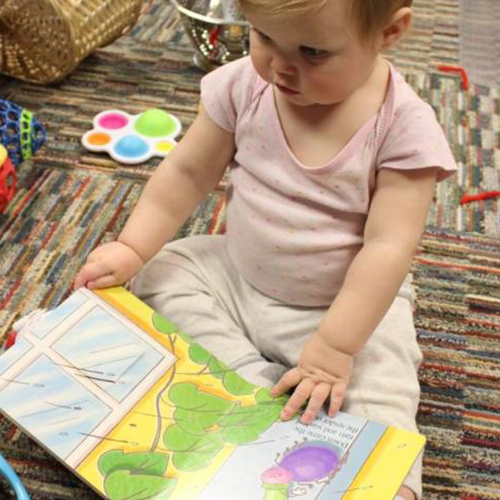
xmin=267 ymin=61 xmax=396 ymax=172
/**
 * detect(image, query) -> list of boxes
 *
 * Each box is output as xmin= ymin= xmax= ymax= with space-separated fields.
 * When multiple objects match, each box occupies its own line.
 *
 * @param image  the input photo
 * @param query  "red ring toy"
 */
xmin=0 ymin=144 xmax=17 ymax=213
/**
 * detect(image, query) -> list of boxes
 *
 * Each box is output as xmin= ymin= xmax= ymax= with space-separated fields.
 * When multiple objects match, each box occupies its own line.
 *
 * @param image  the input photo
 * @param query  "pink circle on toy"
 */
xmin=98 ymin=113 xmax=128 ymax=130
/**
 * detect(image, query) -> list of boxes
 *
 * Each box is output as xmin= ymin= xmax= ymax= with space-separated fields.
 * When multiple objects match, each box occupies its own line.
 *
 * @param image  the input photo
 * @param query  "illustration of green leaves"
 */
xmin=98 ymin=450 xmax=175 ymax=500
xmin=167 ymin=429 xmax=226 ymax=471
xmin=169 ymin=382 xmax=238 ymax=435
xmin=99 ymin=450 xmax=169 ymax=477
xmin=161 ymin=383 xmax=287 ymax=473
xmin=104 ymin=468 xmax=177 ymax=500
xmin=163 ymin=424 xmax=200 ymax=451
xmin=220 ymin=370 xmax=256 ymax=396
xmin=187 ymin=345 xmax=256 ymax=396
xmin=207 ymin=356 xmax=227 ymax=378
xmin=220 ymin=390 xmax=284 ymax=444
xmin=152 ymin=312 xmax=193 ymax=343
xmin=188 ymin=343 xmax=212 ymax=365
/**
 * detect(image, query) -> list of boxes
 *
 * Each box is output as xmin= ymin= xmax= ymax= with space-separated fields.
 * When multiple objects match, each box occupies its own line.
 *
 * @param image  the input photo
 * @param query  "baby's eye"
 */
xmin=299 ymin=46 xmax=329 ymax=59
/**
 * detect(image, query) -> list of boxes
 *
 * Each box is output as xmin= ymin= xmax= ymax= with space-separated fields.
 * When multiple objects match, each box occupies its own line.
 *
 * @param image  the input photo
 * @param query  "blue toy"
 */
xmin=0 ymin=99 xmax=46 ymax=168
xmin=0 ymin=452 xmax=30 ymax=499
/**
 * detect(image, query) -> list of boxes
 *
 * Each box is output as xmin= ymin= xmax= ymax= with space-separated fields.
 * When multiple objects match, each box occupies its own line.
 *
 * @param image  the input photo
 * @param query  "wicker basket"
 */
xmin=0 ymin=0 xmax=143 ymax=84
xmin=171 ymin=0 xmax=249 ymax=72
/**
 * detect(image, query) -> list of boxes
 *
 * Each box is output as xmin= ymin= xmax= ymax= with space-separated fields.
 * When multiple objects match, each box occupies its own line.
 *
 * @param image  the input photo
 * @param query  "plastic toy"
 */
xmin=4 ymin=329 xmax=17 ymax=350
xmin=0 ymin=453 xmax=30 ymax=499
xmin=437 ymin=65 xmax=470 ymax=91
xmin=0 ymin=98 xmax=46 ymax=168
xmin=460 ymin=191 xmax=500 ymax=204
xmin=0 ymin=145 xmax=16 ymax=213
xmin=82 ymin=108 xmax=181 ymax=165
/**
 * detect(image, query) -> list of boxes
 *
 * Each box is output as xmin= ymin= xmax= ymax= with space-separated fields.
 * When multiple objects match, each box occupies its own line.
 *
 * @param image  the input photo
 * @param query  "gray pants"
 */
xmin=131 ymin=234 xmax=423 ymax=498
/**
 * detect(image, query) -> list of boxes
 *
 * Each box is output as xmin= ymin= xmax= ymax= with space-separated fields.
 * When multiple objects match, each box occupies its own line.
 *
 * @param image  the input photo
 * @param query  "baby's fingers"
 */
xmin=271 ymin=368 xmax=302 ymax=398
xmin=280 ymin=377 xmax=315 ymax=421
xmin=86 ymin=273 xmax=119 ymax=290
xmin=301 ymin=382 xmax=331 ymax=424
xmin=74 ymin=261 xmax=112 ymax=290
xmin=328 ymin=382 xmax=347 ymax=417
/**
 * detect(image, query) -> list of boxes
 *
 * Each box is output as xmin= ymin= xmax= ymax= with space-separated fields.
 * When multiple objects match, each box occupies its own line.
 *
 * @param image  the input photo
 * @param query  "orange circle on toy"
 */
xmin=88 ymin=132 xmax=111 ymax=146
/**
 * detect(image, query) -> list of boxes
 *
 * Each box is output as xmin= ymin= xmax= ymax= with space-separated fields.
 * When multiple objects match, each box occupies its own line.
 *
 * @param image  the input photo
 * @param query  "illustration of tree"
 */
xmin=98 ymin=312 xmax=287 ymax=499
xmin=164 ymin=383 xmax=285 ymax=471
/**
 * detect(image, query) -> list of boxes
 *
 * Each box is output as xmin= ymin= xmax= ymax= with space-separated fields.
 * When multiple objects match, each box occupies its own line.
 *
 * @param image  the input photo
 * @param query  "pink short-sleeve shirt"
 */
xmin=201 ymin=57 xmax=456 ymax=306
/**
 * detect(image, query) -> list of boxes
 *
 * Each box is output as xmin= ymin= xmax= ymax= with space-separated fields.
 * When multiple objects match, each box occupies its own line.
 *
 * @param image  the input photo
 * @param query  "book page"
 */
xmin=197 ymin=411 xmax=387 ymax=500
xmin=0 ymin=287 xmax=424 ymax=500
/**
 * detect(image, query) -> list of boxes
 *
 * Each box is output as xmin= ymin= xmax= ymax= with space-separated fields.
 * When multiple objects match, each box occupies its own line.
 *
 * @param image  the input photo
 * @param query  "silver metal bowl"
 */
xmin=170 ymin=0 xmax=250 ymax=71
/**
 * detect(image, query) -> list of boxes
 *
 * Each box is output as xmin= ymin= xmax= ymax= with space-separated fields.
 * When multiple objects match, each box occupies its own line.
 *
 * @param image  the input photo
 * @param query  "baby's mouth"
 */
xmin=275 ymin=83 xmax=300 ymax=95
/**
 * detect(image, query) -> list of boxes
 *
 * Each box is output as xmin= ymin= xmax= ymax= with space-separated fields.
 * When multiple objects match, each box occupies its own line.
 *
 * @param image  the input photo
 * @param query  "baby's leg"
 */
xmin=342 ymin=276 xmax=423 ymax=499
xmin=131 ymin=234 xmax=287 ymax=388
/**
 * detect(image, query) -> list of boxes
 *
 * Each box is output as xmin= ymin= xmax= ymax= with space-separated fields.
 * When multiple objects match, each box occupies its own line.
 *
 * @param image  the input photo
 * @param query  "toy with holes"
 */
xmin=82 ymin=108 xmax=182 ymax=165
xmin=0 ymin=145 xmax=15 ymax=213
xmin=0 ymin=98 xmax=46 ymax=168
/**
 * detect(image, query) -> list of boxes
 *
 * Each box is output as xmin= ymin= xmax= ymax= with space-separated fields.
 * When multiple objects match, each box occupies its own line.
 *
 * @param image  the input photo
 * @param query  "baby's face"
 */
xmin=245 ymin=0 xmax=383 ymax=108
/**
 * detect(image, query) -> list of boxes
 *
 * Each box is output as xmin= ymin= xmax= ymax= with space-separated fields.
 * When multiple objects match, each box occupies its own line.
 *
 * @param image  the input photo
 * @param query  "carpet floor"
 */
xmin=0 ymin=0 xmax=499 ymax=498
xmin=459 ymin=0 xmax=500 ymax=86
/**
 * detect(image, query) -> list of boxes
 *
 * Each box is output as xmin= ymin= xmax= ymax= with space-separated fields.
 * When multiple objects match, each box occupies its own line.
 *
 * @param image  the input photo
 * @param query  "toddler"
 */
xmin=75 ymin=0 xmax=456 ymax=498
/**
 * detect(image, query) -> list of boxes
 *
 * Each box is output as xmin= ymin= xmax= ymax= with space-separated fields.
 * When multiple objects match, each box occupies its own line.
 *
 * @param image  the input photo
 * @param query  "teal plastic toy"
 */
xmin=0 ymin=452 xmax=30 ymax=499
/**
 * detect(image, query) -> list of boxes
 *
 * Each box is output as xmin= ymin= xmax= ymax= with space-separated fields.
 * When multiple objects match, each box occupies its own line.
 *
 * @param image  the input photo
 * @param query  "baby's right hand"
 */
xmin=73 ymin=241 xmax=144 ymax=290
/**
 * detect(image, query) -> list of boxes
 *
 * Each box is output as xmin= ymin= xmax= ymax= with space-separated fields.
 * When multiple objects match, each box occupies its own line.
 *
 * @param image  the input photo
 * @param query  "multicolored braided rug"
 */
xmin=458 ymin=0 xmax=500 ymax=86
xmin=0 ymin=0 xmax=499 ymax=498
xmin=413 ymin=230 xmax=500 ymax=500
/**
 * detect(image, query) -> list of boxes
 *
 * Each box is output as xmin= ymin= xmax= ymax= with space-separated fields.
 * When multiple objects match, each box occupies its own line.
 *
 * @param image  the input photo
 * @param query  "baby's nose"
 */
xmin=270 ymin=50 xmax=296 ymax=75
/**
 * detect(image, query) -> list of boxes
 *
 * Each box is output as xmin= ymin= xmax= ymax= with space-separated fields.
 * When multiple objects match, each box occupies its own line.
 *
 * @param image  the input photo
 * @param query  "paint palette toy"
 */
xmin=82 ymin=108 xmax=181 ymax=165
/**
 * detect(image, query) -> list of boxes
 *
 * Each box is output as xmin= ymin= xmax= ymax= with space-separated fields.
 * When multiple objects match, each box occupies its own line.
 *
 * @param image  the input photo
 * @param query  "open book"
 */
xmin=0 ymin=287 xmax=425 ymax=499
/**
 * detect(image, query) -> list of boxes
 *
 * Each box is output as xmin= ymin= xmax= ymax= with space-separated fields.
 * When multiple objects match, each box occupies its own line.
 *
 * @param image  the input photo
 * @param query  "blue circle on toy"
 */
xmin=114 ymin=135 xmax=149 ymax=158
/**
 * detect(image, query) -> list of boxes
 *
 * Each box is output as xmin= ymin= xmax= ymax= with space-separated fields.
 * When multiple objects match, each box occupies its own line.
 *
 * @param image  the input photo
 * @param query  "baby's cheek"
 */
xmin=250 ymin=48 xmax=272 ymax=82
xmin=306 ymin=74 xmax=343 ymax=103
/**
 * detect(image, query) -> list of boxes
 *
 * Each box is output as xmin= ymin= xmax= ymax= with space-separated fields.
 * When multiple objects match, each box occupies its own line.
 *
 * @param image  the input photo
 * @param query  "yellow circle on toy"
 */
xmin=155 ymin=141 xmax=174 ymax=153
xmin=0 ymin=145 xmax=7 ymax=164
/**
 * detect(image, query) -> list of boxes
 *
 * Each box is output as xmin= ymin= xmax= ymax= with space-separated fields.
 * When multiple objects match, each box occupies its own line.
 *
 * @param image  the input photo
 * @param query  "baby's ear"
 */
xmin=381 ymin=7 xmax=412 ymax=50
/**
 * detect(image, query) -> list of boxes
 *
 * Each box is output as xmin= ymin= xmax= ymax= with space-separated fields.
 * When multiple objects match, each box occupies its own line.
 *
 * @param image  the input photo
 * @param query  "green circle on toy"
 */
xmin=134 ymin=108 xmax=178 ymax=138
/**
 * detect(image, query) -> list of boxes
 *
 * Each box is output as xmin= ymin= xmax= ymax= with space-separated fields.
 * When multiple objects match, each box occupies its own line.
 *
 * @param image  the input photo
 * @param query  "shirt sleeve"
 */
xmin=377 ymin=98 xmax=457 ymax=182
xmin=200 ymin=56 xmax=257 ymax=133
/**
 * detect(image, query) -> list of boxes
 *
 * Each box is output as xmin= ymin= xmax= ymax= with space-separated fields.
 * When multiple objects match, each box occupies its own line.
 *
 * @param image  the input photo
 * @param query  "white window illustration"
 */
xmin=0 ymin=289 xmax=176 ymax=468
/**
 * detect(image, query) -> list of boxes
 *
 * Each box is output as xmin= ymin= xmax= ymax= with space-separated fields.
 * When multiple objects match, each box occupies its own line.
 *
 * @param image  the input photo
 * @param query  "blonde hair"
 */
xmin=353 ymin=0 xmax=412 ymax=41
xmin=238 ymin=0 xmax=413 ymax=42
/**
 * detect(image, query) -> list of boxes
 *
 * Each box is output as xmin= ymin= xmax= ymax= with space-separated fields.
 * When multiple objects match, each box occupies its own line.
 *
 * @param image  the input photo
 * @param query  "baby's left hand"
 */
xmin=271 ymin=332 xmax=354 ymax=424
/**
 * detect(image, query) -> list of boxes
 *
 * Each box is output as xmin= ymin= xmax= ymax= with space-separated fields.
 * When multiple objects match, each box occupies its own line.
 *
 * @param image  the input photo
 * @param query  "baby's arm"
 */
xmin=272 ymin=166 xmax=439 ymax=423
xmin=74 ymin=105 xmax=235 ymax=289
